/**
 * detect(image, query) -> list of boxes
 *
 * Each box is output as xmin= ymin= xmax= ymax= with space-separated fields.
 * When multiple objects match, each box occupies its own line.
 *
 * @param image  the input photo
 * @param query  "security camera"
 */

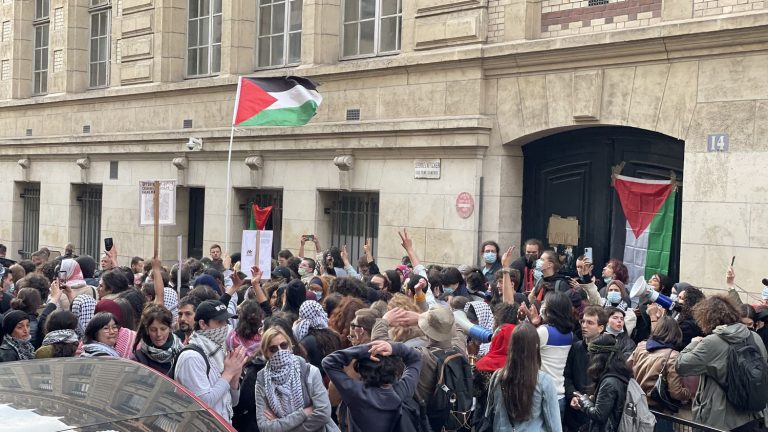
xmin=185 ymin=137 xmax=203 ymax=151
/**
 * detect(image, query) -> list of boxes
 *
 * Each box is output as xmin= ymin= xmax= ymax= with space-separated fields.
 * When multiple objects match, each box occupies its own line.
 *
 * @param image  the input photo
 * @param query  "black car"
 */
xmin=0 ymin=357 xmax=235 ymax=431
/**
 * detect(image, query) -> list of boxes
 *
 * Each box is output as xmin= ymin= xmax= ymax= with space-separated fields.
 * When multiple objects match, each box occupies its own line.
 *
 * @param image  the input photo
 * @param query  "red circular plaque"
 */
xmin=455 ymin=192 xmax=474 ymax=219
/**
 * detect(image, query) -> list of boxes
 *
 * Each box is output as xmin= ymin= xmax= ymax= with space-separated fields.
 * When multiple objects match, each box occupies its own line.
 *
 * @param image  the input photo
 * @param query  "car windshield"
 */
xmin=0 ymin=358 xmax=231 ymax=432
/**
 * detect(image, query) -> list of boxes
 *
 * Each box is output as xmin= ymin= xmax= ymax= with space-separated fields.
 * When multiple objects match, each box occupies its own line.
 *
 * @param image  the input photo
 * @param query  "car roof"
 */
xmin=0 ymin=357 xmax=233 ymax=432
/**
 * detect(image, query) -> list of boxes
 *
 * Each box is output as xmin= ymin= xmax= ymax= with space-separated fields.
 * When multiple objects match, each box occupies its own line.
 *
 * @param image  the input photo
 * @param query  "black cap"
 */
xmin=195 ymin=300 xmax=235 ymax=322
xmin=271 ymin=266 xmax=291 ymax=280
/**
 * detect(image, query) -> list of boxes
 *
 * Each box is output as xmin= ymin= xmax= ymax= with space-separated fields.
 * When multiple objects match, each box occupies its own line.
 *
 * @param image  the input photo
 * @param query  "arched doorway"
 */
xmin=521 ymin=126 xmax=684 ymax=281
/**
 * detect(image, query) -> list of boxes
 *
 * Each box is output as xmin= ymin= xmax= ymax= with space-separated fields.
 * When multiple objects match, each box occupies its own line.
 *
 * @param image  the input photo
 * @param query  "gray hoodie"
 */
xmin=676 ymin=323 xmax=768 ymax=430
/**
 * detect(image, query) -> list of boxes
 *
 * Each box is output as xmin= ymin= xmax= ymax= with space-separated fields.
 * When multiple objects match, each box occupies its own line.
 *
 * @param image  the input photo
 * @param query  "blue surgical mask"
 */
xmin=603 ymin=276 xmax=613 ymax=284
xmin=483 ymin=252 xmax=497 ymax=264
xmin=533 ymin=269 xmax=543 ymax=281
xmin=535 ymin=259 xmax=544 ymax=271
xmin=298 ymin=267 xmax=308 ymax=277
xmin=670 ymin=294 xmax=678 ymax=302
xmin=606 ymin=291 xmax=621 ymax=304
xmin=443 ymin=287 xmax=455 ymax=295
xmin=314 ymin=291 xmax=323 ymax=301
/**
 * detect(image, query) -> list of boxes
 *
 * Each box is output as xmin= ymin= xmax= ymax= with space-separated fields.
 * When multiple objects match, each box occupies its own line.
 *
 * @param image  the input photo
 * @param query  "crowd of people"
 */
xmin=1 ymin=234 xmax=767 ymax=432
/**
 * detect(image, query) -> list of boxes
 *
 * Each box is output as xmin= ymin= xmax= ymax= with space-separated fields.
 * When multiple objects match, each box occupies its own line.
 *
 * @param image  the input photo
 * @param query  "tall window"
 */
xmin=342 ymin=0 xmax=401 ymax=58
xmin=89 ymin=0 xmax=111 ymax=88
xmin=257 ymin=0 xmax=302 ymax=68
xmin=33 ymin=0 xmax=50 ymax=94
xmin=187 ymin=0 xmax=222 ymax=77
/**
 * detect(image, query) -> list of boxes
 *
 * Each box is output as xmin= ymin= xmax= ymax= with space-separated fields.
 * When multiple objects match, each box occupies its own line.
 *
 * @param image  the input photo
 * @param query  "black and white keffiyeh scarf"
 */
xmin=263 ymin=350 xmax=304 ymax=418
xmin=42 ymin=329 xmax=79 ymax=346
xmin=3 ymin=334 xmax=35 ymax=360
xmin=465 ymin=301 xmax=495 ymax=356
xmin=140 ymin=333 xmax=184 ymax=364
xmin=292 ymin=300 xmax=328 ymax=342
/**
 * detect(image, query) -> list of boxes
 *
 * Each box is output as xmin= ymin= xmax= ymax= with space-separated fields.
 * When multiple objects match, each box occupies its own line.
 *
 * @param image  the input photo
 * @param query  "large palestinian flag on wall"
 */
xmin=234 ymin=77 xmax=322 ymax=127
xmin=614 ymin=175 xmax=677 ymax=282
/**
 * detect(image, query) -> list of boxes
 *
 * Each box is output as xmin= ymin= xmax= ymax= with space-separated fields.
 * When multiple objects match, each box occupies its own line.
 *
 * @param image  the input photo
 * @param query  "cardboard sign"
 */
xmin=547 ymin=214 xmax=579 ymax=246
xmin=240 ymin=230 xmax=273 ymax=279
xmin=139 ymin=180 xmax=176 ymax=226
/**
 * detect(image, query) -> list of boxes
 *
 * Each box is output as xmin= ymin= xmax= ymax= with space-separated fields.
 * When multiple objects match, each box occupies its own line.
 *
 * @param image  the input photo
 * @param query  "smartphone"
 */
xmin=584 ymin=247 xmax=593 ymax=262
xmin=58 ymin=270 xmax=67 ymax=285
xmin=305 ymin=234 xmax=314 ymax=241
xmin=731 ymin=256 xmax=736 ymax=266
xmin=104 ymin=238 xmax=113 ymax=252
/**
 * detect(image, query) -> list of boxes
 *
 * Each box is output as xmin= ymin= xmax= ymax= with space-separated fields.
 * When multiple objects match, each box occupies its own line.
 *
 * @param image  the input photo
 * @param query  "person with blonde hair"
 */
xmin=255 ymin=327 xmax=338 ymax=432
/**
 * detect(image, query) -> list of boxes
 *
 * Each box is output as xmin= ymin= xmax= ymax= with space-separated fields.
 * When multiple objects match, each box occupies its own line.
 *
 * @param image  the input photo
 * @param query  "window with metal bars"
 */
xmin=329 ymin=192 xmax=378 ymax=264
xmin=77 ymin=185 xmax=103 ymax=259
xmin=19 ymin=184 xmax=41 ymax=259
xmin=240 ymin=189 xmax=283 ymax=258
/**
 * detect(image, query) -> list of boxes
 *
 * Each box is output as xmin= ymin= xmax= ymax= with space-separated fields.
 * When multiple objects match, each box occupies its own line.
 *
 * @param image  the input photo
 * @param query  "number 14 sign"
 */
xmin=707 ymin=134 xmax=729 ymax=152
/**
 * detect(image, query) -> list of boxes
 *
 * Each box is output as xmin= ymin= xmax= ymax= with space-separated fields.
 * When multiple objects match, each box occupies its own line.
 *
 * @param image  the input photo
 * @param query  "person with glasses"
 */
xmin=80 ymin=312 xmax=121 ymax=357
xmin=255 ymin=327 xmax=339 ymax=432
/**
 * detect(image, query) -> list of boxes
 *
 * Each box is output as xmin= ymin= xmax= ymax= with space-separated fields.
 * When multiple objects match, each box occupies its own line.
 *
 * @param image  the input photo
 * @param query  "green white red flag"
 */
xmin=614 ymin=175 xmax=677 ymax=282
xmin=233 ymin=77 xmax=321 ymax=127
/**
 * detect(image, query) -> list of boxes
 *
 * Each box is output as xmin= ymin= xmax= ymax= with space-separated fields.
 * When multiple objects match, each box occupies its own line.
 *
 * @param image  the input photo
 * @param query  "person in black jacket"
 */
xmin=323 ymin=340 xmax=423 ymax=432
xmin=672 ymin=285 xmax=704 ymax=350
xmin=564 ymin=306 xmax=607 ymax=432
xmin=571 ymin=333 xmax=633 ymax=432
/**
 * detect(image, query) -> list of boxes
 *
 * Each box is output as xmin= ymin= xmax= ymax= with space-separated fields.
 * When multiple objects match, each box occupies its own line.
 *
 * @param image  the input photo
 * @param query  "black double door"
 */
xmin=521 ymin=127 xmax=684 ymax=281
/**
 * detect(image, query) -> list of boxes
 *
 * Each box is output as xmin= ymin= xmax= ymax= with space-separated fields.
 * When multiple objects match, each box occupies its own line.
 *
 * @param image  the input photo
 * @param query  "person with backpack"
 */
xmin=255 ymin=327 xmax=339 ymax=432
xmin=323 ymin=338 xmax=423 ymax=432
xmin=172 ymin=299 xmax=249 ymax=424
xmin=676 ymin=295 xmax=768 ymax=431
xmin=483 ymin=322 xmax=562 ymax=431
xmin=570 ymin=333 xmax=632 ymax=432
xmin=371 ymin=303 xmax=471 ymax=432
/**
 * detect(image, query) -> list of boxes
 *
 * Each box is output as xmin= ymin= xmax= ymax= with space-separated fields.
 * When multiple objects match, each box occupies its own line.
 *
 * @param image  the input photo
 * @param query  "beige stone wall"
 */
xmin=694 ymin=0 xmax=766 ymax=17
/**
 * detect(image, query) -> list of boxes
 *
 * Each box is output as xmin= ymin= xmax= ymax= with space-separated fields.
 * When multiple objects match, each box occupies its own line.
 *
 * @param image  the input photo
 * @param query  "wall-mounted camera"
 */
xmin=185 ymin=137 xmax=203 ymax=151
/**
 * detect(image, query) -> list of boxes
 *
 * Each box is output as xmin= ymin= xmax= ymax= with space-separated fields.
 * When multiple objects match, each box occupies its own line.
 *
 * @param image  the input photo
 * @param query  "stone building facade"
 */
xmin=0 ymin=0 xmax=766 ymax=295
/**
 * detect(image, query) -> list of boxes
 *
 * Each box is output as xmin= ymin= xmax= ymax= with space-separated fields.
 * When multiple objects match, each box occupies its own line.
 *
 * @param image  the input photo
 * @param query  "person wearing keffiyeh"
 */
xmin=80 ymin=312 xmax=121 ymax=358
xmin=0 ymin=310 xmax=35 ymax=362
xmin=255 ymin=327 xmax=339 ymax=432
xmin=293 ymin=301 xmax=342 ymax=379
xmin=293 ymin=301 xmax=329 ymax=342
xmin=464 ymin=301 xmax=495 ymax=357
xmin=35 ymin=309 xmax=81 ymax=358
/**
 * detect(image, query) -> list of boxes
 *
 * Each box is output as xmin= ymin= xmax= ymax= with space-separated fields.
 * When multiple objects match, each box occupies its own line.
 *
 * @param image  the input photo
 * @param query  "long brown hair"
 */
xmin=499 ymin=322 xmax=540 ymax=423
xmin=329 ymin=296 xmax=366 ymax=348
xmin=133 ymin=304 xmax=173 ymax=352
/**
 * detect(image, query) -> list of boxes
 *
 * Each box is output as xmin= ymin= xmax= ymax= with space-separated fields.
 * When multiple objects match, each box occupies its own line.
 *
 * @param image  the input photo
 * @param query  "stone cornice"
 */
xmin=0 ymin=116 xmax=494 ymax=156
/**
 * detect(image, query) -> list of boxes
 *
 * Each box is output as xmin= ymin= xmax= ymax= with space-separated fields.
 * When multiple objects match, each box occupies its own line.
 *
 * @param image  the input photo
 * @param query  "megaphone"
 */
xmin=453 ymin=310 xmax=493 ymax=343
xmin=629 ymin=276 xmax=675 ymax=310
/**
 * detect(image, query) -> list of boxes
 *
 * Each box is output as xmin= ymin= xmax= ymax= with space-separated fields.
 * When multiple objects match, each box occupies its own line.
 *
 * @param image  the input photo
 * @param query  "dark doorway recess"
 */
xmin=521 ymin=126 xmax=684 ymax=282
xmin=188 ymin=188 xmax=205 ymax=259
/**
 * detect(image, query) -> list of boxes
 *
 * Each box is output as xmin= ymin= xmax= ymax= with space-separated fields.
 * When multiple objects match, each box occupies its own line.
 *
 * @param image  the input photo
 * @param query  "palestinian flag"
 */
xmin=614 ymin=175 xmax=677 ymax=282
xmin=248 ymin=204 xmax=273 ymax=230
xmin=234 ymin=77 xmax=321 ymax=127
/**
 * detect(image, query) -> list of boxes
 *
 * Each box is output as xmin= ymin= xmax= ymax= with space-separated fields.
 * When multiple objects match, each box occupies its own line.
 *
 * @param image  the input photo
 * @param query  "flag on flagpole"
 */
xmin=250 ymin=204 xmax=273 ymax=231
xmin=234 ymin=77 xmax=321 ymax=127
xmin=614 ymin=175 xmax=677 ymax=283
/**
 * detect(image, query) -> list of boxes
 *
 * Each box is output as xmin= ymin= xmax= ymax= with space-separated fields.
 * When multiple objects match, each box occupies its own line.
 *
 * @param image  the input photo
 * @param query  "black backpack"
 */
xmin=389 ymin=384 xmax=431 ymax=432
xmin=426 ymin=348 xmax=473 ymax=432
xmin=168 ymin=344 xmax=210 ymax=380
xmin=720 ymin=334 xmax=768 ymax=412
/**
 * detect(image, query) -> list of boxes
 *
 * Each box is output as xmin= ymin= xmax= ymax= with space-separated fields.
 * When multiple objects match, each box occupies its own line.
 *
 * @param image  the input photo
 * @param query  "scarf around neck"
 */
xmin=293 ymin=300 xmax=328 ymax=342
xmin=141 ymin=333 xmax=184 ymax=364
xmin=264 ymin=350 xmax=304 ymax=418
xmin=189 ymin=326 xmax=229 ymax=372
xmin=80 ymin=341 xmax=120 ymax=358
xmin=42 ymin=329 xmax=79 ymax=346
xmin=3 ymin=334 xmax=35 ymax=360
